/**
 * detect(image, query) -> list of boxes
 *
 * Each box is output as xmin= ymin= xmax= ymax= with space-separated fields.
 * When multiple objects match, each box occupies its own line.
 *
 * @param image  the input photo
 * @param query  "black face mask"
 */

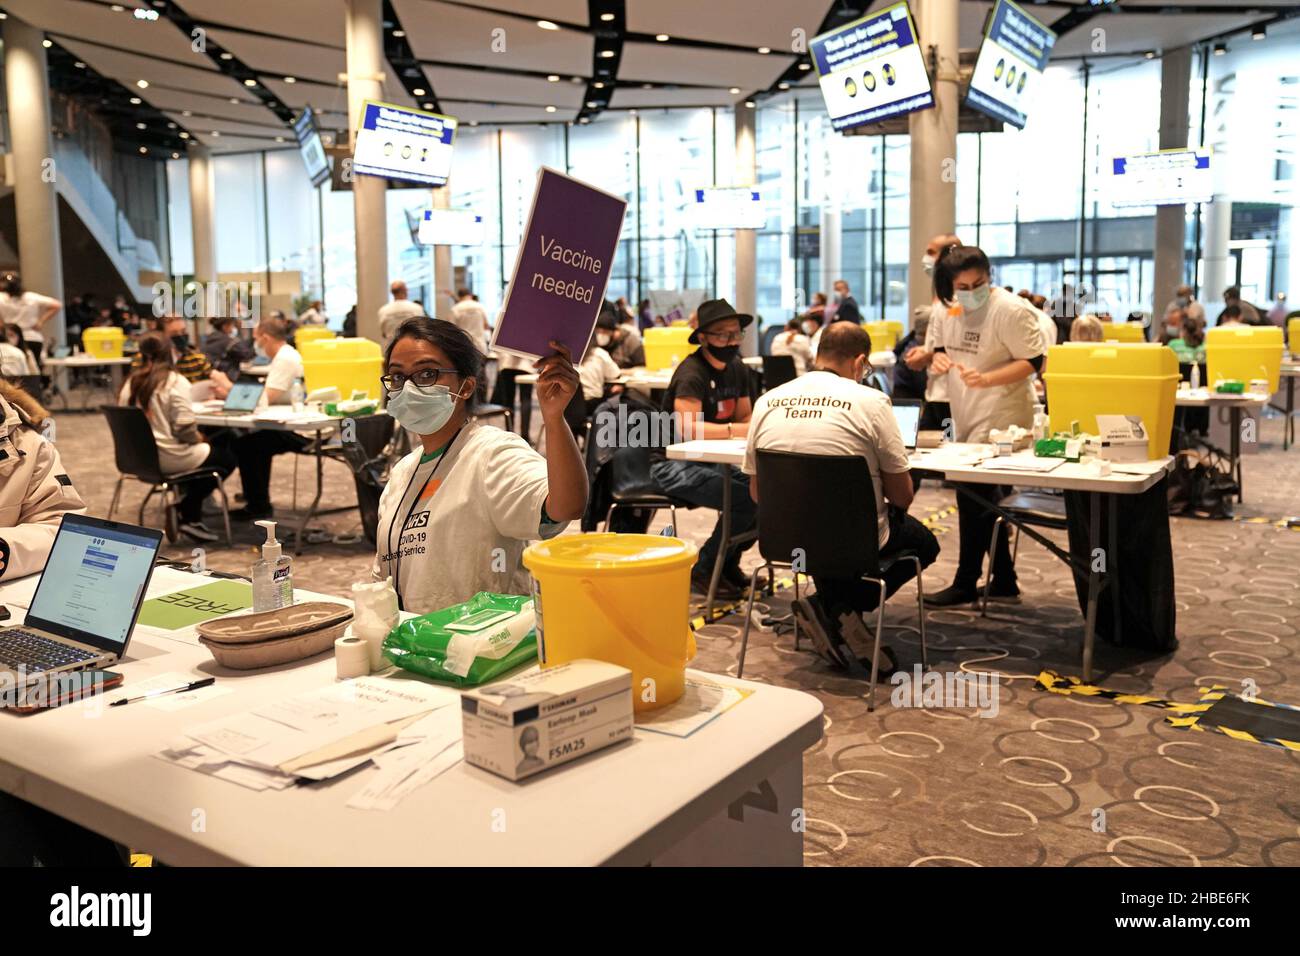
xmin=706 ymin=344 xmax=740 ymax=364
xmin=171 ymin=334 xmax=190 ymax=352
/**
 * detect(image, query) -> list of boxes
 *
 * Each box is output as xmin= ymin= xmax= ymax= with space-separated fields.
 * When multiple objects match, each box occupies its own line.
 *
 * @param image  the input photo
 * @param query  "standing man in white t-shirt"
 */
xmin=743 ymin=322 xmax=940 ymax=675
xmin=904 ymin=232 xmax=962 ymax=435
xmin=231 ymin=316 xmax=307 ymax=520
xmin=449 ymin=289 xmax=489 ymax=354
xmin=378 ymin=280 xmax=425 ymax=348
xmin=908 ymin=245 xmax=1046 ymax=607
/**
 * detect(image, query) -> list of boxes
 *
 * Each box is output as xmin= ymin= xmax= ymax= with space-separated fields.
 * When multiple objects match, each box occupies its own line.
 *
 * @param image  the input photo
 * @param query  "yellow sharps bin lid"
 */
xmin=523 ymin=533 xmax=697 ymax=575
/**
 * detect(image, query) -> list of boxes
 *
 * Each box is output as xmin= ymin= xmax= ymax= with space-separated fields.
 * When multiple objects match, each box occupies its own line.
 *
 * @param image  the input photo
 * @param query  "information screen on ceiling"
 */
xmin=965 ymin=0 xmax=1057 ymax=130
xmin=693 ymin=187 xmax=766 ymax=229
xmin=809 ymin=1 xmax=935 ymax=132
xmin=352 ymin=100 xmax=457 ymax=186
xmin=1109 ymin=148 xmax=1213 ymax=207
xmin=292 ymin=106 xmax=330 ymax=188
xmin=418 ymin=208 xmax=485 ymax=245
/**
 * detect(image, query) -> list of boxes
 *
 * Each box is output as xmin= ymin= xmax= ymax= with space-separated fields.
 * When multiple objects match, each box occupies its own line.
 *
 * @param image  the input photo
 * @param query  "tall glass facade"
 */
xmin=168 ymin=29 xmax=1299 ymax=333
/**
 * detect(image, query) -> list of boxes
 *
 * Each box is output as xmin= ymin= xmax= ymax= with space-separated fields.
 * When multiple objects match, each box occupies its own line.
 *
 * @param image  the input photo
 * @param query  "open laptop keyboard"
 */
xmin=0 ymin=629 xmax=98 ymax=672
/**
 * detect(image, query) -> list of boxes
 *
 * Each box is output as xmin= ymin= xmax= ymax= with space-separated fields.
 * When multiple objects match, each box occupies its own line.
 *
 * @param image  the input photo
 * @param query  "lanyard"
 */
xmin=386 ymin=427 xmax=463 ymax=611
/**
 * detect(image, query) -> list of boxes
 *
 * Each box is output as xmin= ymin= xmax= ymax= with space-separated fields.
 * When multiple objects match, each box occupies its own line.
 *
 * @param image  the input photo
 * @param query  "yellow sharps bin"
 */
xmin=643 ymin=326 xmax=696 ymax=370
xmin=294 ymin=325 xmax=336 ymax=348
xmin=83 ymin=326 xmax=125 ymax=358
xmin=300 ymin=337 xmax=383 ymax=401
xmin=1044 ymin=342 xmax=1179 ymax=459
xmin=1101 ymin=322 xmax=1146 ymax=343
xmin=863 ymin=321 xmax=899 ymax=352
xmin=1205 ymin=325 xmax=1284 ymax=392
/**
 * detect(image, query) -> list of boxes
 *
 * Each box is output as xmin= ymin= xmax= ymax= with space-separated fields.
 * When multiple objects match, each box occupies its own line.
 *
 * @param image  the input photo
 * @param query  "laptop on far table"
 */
xmin=0 ymin=514 xmax=163 ymax=687
xmin=208 ymin=380 xmax=264 ymax=416
xmin=891 ymin=399 xmax=922 ymax=450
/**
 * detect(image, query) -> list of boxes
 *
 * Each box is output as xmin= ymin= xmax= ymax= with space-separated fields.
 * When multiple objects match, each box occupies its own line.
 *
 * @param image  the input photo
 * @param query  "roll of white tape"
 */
xmin=335 ymin=635 xmax=370 ymax=680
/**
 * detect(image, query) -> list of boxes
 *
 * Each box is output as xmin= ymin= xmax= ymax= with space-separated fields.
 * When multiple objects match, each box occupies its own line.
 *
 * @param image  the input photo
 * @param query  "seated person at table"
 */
xmin=133 ymin=313 xmax=231 ymax=399
xmin=231 ymin=316 xmax=305 ymax=520
xmin=120 ymin=333 xmax=235 ymax=543
xmin=594 ymin=301 xmax=645 ymax=368
xmin=771 ymin=317 xmax=814 ymax=376
xmin=1070 ymin=315 xmax=1105 ymax=343
xmin=1167 ymin=313 xmax=1206 ymax=364
xmin=0 ymin=380 xmax=86 ymax=580
xmin=1 ymin=323 xmax=38 ymax=376
xmin=649 ymin=299 xmax=756 ymax=598
xmin=577 ymin=337 xmax=624 ymax=418
xmin=744 ymin=322 xmax=939 ymax=673
xmin=373 ymin=318 xmax=586 ymax=614
xmin=202 ymin=315 xmax=255 ymax=380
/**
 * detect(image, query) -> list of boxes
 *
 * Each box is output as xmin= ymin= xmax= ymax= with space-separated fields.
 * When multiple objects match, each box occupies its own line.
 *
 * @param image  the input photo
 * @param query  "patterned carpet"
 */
xmin=45 ymin=390 xmax=1300 ymax=867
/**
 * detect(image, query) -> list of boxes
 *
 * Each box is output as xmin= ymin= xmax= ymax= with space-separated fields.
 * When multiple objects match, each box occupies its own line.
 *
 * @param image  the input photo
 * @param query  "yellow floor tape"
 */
xmin=920 ymin=504 xmax=957 ymax=535
xmin=1036 ymin=670 xmax=1300 ymax=751
xmin=691 ymin=576 xmax=794 ymax=629
xmin=1231 ymin=514 xmax=1300 ymax=531
xmin=130 ymin=853 xmax=153 ymax=867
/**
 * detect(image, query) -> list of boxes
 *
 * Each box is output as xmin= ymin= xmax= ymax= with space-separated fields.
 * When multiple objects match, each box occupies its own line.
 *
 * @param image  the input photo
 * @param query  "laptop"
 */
xmin=0 ymin=515 xmax=163 ymax=685
xmin=209 ymin=379 xmax=264 ymax=416
xmin=891 ymin=399 xmax=922 ymax=449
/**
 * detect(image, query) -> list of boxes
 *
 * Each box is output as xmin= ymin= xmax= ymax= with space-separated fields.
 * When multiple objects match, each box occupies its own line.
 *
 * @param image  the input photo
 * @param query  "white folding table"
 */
xmin=0 ymin=568 xmax=823 ymax=867
xmin=41 ymin=355 xmax=133 ymax=411
xmin=1174 ymin=388 xmax=1271 ymax=500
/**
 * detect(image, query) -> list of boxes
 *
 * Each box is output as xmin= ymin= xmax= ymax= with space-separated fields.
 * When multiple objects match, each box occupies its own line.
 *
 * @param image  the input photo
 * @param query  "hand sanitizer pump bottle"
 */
xmin=253 ymin=520 xmax=294 ymax=612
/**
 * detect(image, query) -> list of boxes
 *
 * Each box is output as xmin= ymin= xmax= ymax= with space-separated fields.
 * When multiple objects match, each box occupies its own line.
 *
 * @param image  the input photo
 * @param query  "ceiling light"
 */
xmin=571 ymin=76 xmax=583 ymax=83
xmin=424 ymin=102 xmax=433 ymax=109
xmin=179 ymin=131 xmax=190 ymax=139
xmin=0 ymin=12 xmax=7 ymax=19
xmin=393 ymin=29 xmax=405 ymax=38
xmin=778 ymin=82 xmax=790 ymax=90
xmin=1252 ymin=26 xmax=1266 ymax=40
xmin=171 ymin=152 xmax=180 ymax=159
xmin=1213 ymin=42 xmax=1227 ymax=55
xmin=129 ymin=96 xmax=142 ymax=104
xmin=42 ymin=39 xmax=52 ymax=48
xmin=136 ymin=122 xmax=146 ymax=129
xmin=221 ymin=53 xmax=235 ymax=61
xmin=413 ymin=87 xmax=426 ymax=95
xmin=758 ymin=47 xmax=771 ymax=54
xmin=599 ymin=50 xmax=615 ymax=58
xmin=656 ymin=34 xmax=669 ymax=42
xmin=243 ymin=79 xmax=257 ymax=87
xmin=137 ymin=79 xmax=149 ymax=88
xmin=547 ymin=75 xmax=559 ymax=82
xmin=284 ymin=76 xmax=296 ymax=83
xmin=580 ymin=117 xmax=590 ymax=123
xmin=469 ymin=120 xmax=479 ymax=126
xmin=586 ymin=100 xmax=599 ymax=108
xmin=139 ymin=146 xmax=147 ymax=154
xmin=745 ymin=100 xmax=756 ymax=108
xmin=798 ymin=62 xmax=811 ymax=70
xmin=111 ymin=4 xmax=125 ymax=11
xmin=229 ymin=97 xmax=240 ymax=104
xmin=275 ymin=136 xmax=285 ymax=143
xmin=166 ymin=122 xmax=176 ymax=128
xmin=537 ymin=20 xmax=559 ymax=30
xmin=74 ymin=61 xmax=85 ymax=68
xmin=133 ymin=8 xmax=159 ymax=19
xmin=600 ymin=13 xmax=614 ymax=22
xmin=729 ymin=87 xmax=740 ymax=94
xmin=593 ymin=81 xmax=605 ymax=89
xmin=642 ymin=83 xmax=652 ymax=89
xmin=1144 ymin=50 xmax=1156 ymax=59
xmin=181 ymin=110 xmax=192 ymax=116
xmin=211 ymin=131 xmax=220 ymax=136
xmin=545 ymin=106 xmax=557 ymax=113
xmin=629 ymin=109 xmax=637 ymax=116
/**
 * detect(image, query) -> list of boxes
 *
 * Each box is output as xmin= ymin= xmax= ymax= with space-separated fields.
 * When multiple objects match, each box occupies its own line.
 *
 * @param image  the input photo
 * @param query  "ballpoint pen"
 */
xmin=109 ymin=677 xmax=216 ymax=707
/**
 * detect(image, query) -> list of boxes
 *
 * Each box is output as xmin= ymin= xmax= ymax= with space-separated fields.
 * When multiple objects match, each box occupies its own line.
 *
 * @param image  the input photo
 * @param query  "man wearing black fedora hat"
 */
xmin=649 ymin=298 xmax=757 ymax=597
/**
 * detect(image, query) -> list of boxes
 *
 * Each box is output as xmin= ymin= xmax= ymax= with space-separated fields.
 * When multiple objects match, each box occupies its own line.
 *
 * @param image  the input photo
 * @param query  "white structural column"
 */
xmin=734 ymin=102 xmax=758 ymax=353
xmin=188 ymin=144 xmax=217 ymax=284
xmin=346 ymin=0 xmax=388 ymax=343
xmin=4 ymin=16 xmax=65 ymax=344
xmin=431 ymin=183 xmax=455 ymax=318
xmin=1153 ymin=46 xmax=1192 ymax=316
xmin=906 ymin=0 xmax=959 ymax=322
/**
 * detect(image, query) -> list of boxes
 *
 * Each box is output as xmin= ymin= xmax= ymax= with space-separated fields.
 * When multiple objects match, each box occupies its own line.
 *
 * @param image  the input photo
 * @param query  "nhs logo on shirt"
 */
xmin=403 ymin=511 xmax=430 ymax=531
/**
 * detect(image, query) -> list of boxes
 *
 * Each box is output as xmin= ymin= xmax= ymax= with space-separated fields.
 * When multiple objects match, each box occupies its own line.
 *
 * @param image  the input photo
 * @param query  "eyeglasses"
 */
xmin=701 ymin=330 xmax=743 ymax=345
xmin=380 ymin=368 xmax=459 ymax=391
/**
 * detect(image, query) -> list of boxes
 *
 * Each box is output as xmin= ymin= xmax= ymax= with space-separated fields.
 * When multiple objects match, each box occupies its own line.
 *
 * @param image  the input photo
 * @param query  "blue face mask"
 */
xmin=386 ymin=379 xmax=465 ymax=435
xmin=955 ymin=284 xmax=991 ymax=313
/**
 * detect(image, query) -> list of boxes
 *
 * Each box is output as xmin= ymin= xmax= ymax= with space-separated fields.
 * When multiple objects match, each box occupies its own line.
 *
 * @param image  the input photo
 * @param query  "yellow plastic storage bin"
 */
xmin=643 ymin=326 xmax=696 ymax=370
xmin=1044 ymin=342 xmax=1179 ymax=460
xmin=1206 ymin=325 xmax=1284 ymax=392
xmin=1102 ymin=322 xmax=1146 ymax=343
xmin=863 ymin=321 xmax=899 ymax=353
xmin=294 ymin=325 xmax=335 ymax=347
xmin=1288 ymin=317 xmax=1300 ymax=358
xmin=301 ymin=337 xmax=383 ymax=401
xmin=522 ymin=533 xmax=698 ymax=712
xmin=83 ymin=326 xmax=125 ymax=358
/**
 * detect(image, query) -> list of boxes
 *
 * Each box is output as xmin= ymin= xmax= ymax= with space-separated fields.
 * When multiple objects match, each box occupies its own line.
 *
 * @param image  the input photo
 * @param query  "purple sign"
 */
xmin=490 ymin=167 xmax=627 ymax=360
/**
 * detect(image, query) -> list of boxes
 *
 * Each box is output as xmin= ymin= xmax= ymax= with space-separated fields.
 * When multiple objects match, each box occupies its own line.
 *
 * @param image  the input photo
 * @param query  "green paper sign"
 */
xmin=137 ymin=580 xmax=254 ymax=631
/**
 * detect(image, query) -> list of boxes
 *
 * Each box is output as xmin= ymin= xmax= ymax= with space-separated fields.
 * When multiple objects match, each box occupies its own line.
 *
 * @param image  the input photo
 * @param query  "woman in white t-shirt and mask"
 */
xmin=912 ymin=244 xmax=1046 ymax=607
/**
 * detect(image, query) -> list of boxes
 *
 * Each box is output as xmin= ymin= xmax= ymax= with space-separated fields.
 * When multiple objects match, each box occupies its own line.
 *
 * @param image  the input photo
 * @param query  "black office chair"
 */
xmin=981 ymin=490 xmax=1068 ymax=616
xmin=761 ymin=355 xmax=798 ymax=392
xmin=742 ymin=449 xmax=928 ymax=708
xmin=469 ymin=400 xmax=514 ymax=433
xmin=603 ymin=443 xmax=687 ymax=532
xmin=329 ymin=413 xmax=396 ymax=546
xmin=760 ymin=324 xmax=784 ymax=357
xmin=101 ymin=405 xmax=233 ymax=546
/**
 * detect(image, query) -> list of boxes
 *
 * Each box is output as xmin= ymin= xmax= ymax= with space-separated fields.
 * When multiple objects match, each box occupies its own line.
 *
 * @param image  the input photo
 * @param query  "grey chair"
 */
xmin=981 ymin=489 xmax=1068 ymax=615
xmin=101 ymin=405 xmax=233 ymax=546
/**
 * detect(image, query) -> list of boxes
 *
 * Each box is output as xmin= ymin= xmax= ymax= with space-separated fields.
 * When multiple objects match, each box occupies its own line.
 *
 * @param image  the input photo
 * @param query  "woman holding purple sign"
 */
xmin=373 ymin=317 xmax=587 ymax=614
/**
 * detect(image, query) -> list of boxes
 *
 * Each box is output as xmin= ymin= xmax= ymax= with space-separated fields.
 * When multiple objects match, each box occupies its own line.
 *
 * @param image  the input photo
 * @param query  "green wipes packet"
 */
xmin=382 ymin=592 xmax=537 ymax=686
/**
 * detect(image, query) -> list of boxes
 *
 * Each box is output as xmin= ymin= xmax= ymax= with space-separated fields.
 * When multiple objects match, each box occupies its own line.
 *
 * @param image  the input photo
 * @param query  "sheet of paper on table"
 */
xmin=635 ymin=676 xmax=753 ymax=738
xmin=978 ymin=455 xmax=1064 ymax=473
xmin=347 ymin=706 xmax=465 ymax=811
xmin=0 ymin=573 xmax=41 ymax=610
xmin=99 ymin=671 xmax=230 ymax=711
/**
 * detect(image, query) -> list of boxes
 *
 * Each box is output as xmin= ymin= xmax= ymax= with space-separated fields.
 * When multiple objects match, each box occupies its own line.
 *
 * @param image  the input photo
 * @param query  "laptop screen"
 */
xmin=892 ymin=402 xmax=921 ymax=448
xmin=224 ymin=380 xmax=264 ymax=412
xmin=25 ymin=516 xmax=162 ymax=654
